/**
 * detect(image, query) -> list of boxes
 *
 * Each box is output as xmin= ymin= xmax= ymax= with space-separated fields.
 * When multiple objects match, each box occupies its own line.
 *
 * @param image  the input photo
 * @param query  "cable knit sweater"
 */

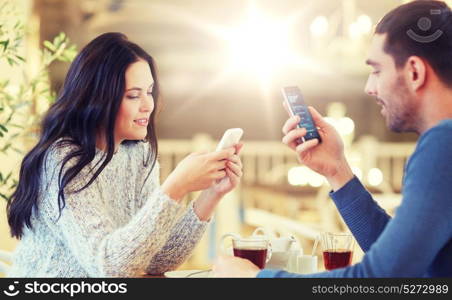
xmin=7 ymin=139 xmax=209 ymax=277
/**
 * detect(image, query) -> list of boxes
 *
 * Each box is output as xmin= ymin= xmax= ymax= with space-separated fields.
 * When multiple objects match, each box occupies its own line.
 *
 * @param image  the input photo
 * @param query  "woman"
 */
xmin=6 ymin=32 xmax=243 ymax=277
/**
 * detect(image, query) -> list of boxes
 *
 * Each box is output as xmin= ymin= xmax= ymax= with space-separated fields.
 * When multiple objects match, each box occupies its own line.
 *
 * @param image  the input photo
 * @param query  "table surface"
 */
xmin=141 ymin=274 xmax=165 ymax=278
xmin=141 ymin=269 xmax=212 ymax=278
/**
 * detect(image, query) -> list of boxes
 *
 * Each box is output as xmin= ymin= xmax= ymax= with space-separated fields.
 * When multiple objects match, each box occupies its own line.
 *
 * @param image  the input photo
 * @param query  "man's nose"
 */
xmin=364 ymin=76 xmax=377 ymax=97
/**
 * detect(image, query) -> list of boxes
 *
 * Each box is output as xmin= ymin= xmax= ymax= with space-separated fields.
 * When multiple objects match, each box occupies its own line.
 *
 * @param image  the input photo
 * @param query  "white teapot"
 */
xmin=251 ymin=227 xmax=298 ymax=269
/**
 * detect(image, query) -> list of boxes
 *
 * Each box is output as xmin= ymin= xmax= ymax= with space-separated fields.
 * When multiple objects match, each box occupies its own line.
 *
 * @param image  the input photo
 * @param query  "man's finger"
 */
xmin=295 ymin=138 xmax=319 ymax=155
xmin=282 ymin=128 xmax=307 ymax=149
xmin=282 ymin=115 xmax=300 ymax=135
xmin=308 ymin=106 xmax=329 ymax=128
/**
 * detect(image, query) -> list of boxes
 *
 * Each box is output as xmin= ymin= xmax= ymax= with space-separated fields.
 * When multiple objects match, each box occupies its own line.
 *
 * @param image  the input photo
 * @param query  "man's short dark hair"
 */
xmin=376 ymin=0 xmax=452 ymax=86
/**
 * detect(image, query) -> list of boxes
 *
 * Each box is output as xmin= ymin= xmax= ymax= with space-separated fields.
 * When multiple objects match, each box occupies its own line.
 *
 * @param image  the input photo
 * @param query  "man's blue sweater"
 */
xmin=258 ymin=120 xmax=452 ymax=277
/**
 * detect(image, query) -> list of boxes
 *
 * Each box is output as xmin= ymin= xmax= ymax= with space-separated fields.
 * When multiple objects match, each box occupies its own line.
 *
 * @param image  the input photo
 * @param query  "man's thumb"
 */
xmin=308 ymin=106 xmax=328 ymax=128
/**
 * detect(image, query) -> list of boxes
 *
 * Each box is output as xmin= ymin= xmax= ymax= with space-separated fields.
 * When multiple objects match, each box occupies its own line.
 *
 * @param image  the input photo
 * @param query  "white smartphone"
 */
xmin=216 ymin=128 xmax=244 ymax=152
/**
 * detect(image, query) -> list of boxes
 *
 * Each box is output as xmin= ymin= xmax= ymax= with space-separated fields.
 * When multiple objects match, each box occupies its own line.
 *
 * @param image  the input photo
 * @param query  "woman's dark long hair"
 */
xmin=7 ymin=32 xmax=160 ymax=239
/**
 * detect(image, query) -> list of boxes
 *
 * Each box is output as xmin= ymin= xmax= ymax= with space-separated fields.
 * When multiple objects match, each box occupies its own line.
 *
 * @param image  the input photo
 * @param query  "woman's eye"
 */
xmin=126 ymin=95 xmax=140 ymax=99
xmin=372 ymin=70 xmax=380 ymax=75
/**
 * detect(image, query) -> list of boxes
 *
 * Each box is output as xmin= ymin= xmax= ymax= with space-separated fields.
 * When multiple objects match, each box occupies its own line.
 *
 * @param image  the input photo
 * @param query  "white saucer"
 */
xmin=164 ymin=269 xmax=211 ymax=278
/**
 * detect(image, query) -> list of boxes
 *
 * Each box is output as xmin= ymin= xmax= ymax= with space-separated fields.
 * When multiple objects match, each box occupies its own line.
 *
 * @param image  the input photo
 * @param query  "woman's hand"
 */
xmin=161 ymin=148 xmax=235 ymax=201
xmin=191 ymin=144 xmax=243 ymax=221
xmin=209 ymin=144 xmax=243 ymax=196
xmin=282 ymin=105 xmax=354 ymax=191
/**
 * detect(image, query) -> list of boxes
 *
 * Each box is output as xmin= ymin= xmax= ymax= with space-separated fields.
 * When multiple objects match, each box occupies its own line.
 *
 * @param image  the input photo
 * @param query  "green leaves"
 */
xmin=43 ymin=40 xmax=56 ymax=52
xmin=0 ymin=123 xmax=7 ymax=137
xmin=0 ymin=39 xmax=9 ymax=51
xmin=42 ymin=32 xmax=78 ymax=66
xmin=0 ymin=1 xmax=77 ymax=201
xmin=0 ymin=171 xmax=14 ymax=201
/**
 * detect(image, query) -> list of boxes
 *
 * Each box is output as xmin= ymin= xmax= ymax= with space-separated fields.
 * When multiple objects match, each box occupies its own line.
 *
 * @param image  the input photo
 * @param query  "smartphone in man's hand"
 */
xmin=281 ymin=86 xmax=321 ymax=143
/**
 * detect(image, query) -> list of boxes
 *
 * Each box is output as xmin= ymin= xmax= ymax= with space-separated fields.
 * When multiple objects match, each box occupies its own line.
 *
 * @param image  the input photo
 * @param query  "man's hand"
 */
xmin=212 ymin=255 xmax=260 ymax=278
xmin=282 ymin=105 xmax=354 ymax=191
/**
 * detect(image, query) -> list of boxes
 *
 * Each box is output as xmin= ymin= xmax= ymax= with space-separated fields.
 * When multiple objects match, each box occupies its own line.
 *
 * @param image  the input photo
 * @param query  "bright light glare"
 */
xmin=310 ymin=16 xmax=329 ymax=37
xmin=357 ymin=15 xmax=372 ymax=34
xmin=338 ymin=117 xmax=355 ymax=135
xmin=349 ymin=22 xmax=361 ymax=39
xmin=324 ymin=117 xmax=355 ymax=136
xmin=351 ymin=166 xmax=363 ymax=181
xmin=288 ymin=167 xmax=308 ymax=186
xmin=349 ymin=15 xmax=372 ymax=39
xmin=307 ymin=172 xmax=325 ymax=187
xmin=288 ymin=166 xmax=324 ymax=187
xmin=368 ymin=168 xmax=383 ymax=186
xmin=225 ymin=10 xmax=293 ymax=78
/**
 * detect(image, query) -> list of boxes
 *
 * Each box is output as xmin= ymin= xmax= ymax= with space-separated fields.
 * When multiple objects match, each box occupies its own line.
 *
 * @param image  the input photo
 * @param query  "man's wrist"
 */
xmin=326 ymin=160 xmax=354 ymax=192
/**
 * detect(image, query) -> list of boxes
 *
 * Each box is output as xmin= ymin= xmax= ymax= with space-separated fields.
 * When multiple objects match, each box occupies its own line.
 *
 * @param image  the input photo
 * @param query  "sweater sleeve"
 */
xmin=329 ymin=177 xmax=391 ymax=252
xmin=39 ymin=144 xmax=186 ymax=277
xmin=145 ymin=201 xmax=209 ymax=275
xmin=258 ymin=126 xmax=452 ymax=278
xmin=136 ymin=150 xmax=210 ymax=274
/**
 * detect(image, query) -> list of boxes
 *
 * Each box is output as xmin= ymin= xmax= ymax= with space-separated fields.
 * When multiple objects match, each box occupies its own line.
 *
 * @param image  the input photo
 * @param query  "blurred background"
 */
xmin=2 ymin=0 xmax=448 ymax=276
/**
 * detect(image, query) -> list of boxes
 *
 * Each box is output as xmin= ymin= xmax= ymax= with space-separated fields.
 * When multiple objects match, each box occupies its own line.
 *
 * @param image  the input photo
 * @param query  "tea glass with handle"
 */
xmin=220 ymin=233 xmax=272 ymax=269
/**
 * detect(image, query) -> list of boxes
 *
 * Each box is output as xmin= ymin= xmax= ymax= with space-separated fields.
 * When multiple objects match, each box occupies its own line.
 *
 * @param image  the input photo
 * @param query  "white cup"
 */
xmin=265 ymin=251 xmax=290 ymax=269
xmin=297 ymin=255 xmax=318 ymax=274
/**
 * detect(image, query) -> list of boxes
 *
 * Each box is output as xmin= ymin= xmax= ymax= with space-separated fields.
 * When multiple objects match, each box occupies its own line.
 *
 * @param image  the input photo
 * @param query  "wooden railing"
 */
xmin=158 ymin=134 xmax=415 ymax=264
xmin=158 ymin=134 xmax=415 ymax=195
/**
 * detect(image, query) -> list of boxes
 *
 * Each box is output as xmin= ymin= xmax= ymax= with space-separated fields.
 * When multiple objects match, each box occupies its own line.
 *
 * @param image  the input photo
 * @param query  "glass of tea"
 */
xmin=220 ymin=233 xmax=272 ymax=269
xmin=232 ymin=237 xmax=271 ymax=269
xmin=320 ymin=232 xmax=354 ymax=271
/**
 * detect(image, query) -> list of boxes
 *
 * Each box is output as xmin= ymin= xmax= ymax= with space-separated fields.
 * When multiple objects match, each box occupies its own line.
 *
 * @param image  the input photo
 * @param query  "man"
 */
xmin=212 ymin=0 xmax=452 ymax=277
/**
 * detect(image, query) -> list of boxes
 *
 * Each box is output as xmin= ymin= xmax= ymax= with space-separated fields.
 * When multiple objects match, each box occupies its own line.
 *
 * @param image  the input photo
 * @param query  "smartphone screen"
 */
xmin=282 ymin=86 xmax=321 ymax=143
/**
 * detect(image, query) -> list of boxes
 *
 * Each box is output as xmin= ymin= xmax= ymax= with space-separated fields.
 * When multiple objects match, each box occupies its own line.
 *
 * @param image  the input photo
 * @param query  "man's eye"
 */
xmin=372 ymin=70 xmax=380 ymax=75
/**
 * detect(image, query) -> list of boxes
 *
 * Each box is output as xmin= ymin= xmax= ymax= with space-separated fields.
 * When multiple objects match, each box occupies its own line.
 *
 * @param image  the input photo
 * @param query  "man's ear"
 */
xmin=404 ymin=56 xmax=427 ymax=92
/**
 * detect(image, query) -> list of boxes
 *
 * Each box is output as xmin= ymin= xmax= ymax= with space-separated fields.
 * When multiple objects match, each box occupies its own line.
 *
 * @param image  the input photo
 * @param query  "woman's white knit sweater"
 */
xmin=7 ymin=140 xmax=208 ymax=277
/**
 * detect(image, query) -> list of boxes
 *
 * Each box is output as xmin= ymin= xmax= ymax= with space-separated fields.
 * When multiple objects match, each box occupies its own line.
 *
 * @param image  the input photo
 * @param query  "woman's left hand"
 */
xmin=193 ymin=144 xmax=244 ymax=221
xmin=209 ymin=143 xmax=243 ymax=196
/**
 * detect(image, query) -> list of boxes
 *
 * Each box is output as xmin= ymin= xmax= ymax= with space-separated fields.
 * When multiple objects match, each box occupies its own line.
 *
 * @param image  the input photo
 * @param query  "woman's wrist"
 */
xmin=202 ymin=187 xmax=224 ymax=204
xmin=193 ymin=189 xmax=223 ymax=221
xmin=161 ymin=177 xmax=187 ymax=201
